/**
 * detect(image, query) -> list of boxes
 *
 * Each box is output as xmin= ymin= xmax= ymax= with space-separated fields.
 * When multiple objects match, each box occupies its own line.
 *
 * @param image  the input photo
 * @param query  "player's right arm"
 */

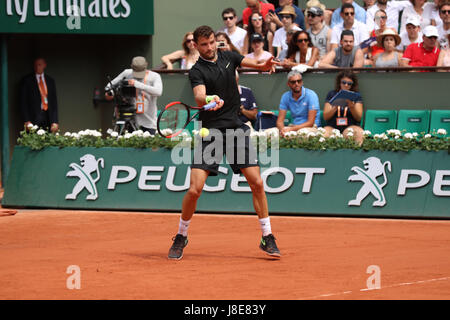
xmin=192 ymin=85 xmax=224 ymax=111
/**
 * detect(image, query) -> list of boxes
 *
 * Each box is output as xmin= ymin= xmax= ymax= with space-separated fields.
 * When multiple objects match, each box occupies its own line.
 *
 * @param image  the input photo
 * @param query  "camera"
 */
xmin=217 ymin=41 xmax=227 ymax=48
xmin=107 ymin=78 xmax=138 ymax=134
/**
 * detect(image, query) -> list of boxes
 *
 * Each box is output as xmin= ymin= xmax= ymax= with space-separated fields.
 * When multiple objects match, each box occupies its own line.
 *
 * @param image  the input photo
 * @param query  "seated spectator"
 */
xmin=400 ymin=0 xmax=434 ymax=35
xmin=272 ymin=5 xmax=302 ymax=58
xmin=397 ymin=16 xmax=423 ymax=52
xmin=437 ymin=29 xmax=450 ymax=68
xmin=245 ymin=33 xmax=273 ymax=63
xmin=401 ymin=25 xmax=441 ymax=67
xmin=277 ymin=29 xmax=297 ymax=61
xmin=242 ymin=0 xmax=275 ymax=29
xmin=373 ymin=29 xmax=403 ymax=67
xmin=438 ymin=2 xmax=450 ymax=48
xmin=331 ymin=0 xmax=367 ymax=28
xmin=161 ymin=32 xmax=199 ymax=70
xmin=266 ymin=0 xmax=305 ymax=32
xmin=221 ymin=8 xmax=247 ymax=53
xmin=236 ymin=72 xmax=258 ymax=128
xmin=276 ymin=70 xmax=321 ymax=136
xmin=366 ymin=0 xmax=411 ymax=33
xmin=282 ymin=31 xmax=320 ymax=68
xmin=215 ymin=32 xmax=241 ymax=54
xmin=305 ymin=0 xmax=333 ymax=26
xmin=423 ymin=0 xmax=443 ymax=29
xmin=323 ymin=71 xmax=364 ymax=144
xmin=330 ymin=3 xmax=370 ymax=51
xmin=242 ymin=11 xmax=274 ymax=55
xmin=363 ymin=0 xmax=376 ymax=11
xmin=319 ymin=30 xmax=364 ymax=68
xmin=306 ymin=6 xmax=332 ymax=59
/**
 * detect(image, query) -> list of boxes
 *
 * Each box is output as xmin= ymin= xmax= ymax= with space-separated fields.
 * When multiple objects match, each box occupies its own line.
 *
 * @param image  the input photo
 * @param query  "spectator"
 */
xmin=438 ymin=2 xmax=450 ymax=48
xmin=305 ymin=0 xmax=333 ymax=26
xmin=331 ymin=0 xmax=367 ymax=28
xmin=363 ymin=0 xmax=377 ymax=10
xmin=216 ymin=32 xmax=241 ymax=54
xmin=236 ymin=72 xmax=258 ymax=128
xmin=437 ymin=29 xmax=450 ymax=68
xmin=319 ymin=30 xmax=364 ymax=68
xmin=105 ymin=56 xmax=162 ymax=135
xmin=400 ymin=0 xmax=434 ymax=34
xmin=245 ymin=33 xmax=273 ymax=63
xmin=306 ymin=6 xmax=332 ymax=59
xmin=221 ymin=8 xmax=247 ymax=53
xmin=373 ymin=29 xmax=403 ymax=67
xmin=272 ymin=5 xmax=302 ymax=58
xmin=330 ymin=3 xmax=370 ymax=51
xmin=401 ymin=25 xmax=441 ymax=67
xmin=161 ymin=32 xmax=199 ymax=70
xmin=277 ymin=29 xmax=297 ymax=61
xmin=423 ymin=0 xmax=444 ymax=28
xmin=242 ymin=11 xmax=274 ymax=55
xmin=361 ymin=9 xmax=397 ymax=64
xmin=242 ymin=0 xmax=275 ymax=29
xmin=267 ymin=0 xmax=305 ymax=32
xmin=323 ymin=71 xmax=364 ymax=145
xmin=19 ymin=58 xmax=59 ymax=133
xmin=276 ymin=70 xmax=321 ymax=136
xmin=366 ymin=0 xmax=411 ymax=33
xmin=282 ymin=30 xmax=320 ymax=68
xmin=397 ymin=16 xmax=423 ymax=52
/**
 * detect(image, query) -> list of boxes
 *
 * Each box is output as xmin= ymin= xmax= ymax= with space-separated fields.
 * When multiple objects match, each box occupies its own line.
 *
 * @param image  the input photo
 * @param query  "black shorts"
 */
xmin=191 ymin=124 xmax=259 ymax=176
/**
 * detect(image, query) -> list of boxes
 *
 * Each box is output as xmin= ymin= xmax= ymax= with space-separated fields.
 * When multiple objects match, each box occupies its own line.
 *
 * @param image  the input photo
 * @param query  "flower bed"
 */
xmin=17 ymin=125 xmax=449 ymax=152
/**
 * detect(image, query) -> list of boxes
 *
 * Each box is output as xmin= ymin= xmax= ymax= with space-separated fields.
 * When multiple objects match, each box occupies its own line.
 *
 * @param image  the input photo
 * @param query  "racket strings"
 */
xmin=159 ymin=104 xmax=190 ymax=136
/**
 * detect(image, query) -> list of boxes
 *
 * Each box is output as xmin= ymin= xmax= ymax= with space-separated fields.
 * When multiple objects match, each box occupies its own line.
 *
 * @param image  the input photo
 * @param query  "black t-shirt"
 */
xmin=189 ymin=50 xmax=244 ymax=129
xmin=325 ymin=90 xmax=363 ymax=129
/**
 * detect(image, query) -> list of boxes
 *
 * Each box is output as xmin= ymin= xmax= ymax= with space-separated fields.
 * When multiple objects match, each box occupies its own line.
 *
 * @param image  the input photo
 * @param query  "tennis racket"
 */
xmin=157 ymin=100 xmax=219 ymax=138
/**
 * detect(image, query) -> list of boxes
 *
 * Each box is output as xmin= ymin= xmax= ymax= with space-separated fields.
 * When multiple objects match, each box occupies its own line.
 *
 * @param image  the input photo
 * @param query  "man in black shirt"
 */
xmin=168 ymin=25 xmax=281 ymax=260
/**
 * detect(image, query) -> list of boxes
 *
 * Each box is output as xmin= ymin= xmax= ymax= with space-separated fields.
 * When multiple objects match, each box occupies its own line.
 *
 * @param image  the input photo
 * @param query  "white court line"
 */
xmin=300 ymin=276 xmax=450 ymax=300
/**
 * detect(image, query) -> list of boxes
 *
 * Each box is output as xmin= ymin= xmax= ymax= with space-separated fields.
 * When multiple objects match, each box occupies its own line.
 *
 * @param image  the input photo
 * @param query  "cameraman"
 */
xmin=105 ymin=56 xmax=163 ymax=134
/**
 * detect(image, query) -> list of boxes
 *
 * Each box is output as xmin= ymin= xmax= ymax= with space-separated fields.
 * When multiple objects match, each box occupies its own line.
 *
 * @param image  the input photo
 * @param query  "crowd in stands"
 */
xmin=161 ymin=0 xmax=450 ymax=70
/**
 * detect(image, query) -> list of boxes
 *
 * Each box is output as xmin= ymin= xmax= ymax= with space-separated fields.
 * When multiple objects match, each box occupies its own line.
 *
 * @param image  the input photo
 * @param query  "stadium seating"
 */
xmin=429 ymin=109 xmax=450 ymax=137
xmin=396 ymin=109 xmax=430 ymax=135
xmin=363 ymin=110 xmax=398 ymax=134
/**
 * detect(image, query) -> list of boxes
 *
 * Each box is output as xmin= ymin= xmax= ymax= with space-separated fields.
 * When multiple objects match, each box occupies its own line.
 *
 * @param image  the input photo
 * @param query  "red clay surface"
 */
xmin=1 ymin=209 xmax=450 ymax=300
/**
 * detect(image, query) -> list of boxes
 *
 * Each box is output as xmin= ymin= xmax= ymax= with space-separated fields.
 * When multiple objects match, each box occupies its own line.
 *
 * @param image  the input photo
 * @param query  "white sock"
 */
xmin=178 ymin=218 xmax=191 ymax=237
xmin=259 ymin=217 xmax=272 ymax=237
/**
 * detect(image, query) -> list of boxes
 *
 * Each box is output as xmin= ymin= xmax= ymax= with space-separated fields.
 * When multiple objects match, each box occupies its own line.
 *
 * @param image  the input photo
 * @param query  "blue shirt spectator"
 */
xmin=279 ymin=89 xmax=321 ymax=126
xmin=239 ymin=85 xmax=258 ymax=126
xmin=331 ymin=1 xmax=366 ymax=28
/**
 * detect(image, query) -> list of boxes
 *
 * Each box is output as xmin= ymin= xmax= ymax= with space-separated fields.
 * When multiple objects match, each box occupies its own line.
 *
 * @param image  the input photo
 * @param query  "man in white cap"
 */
xmin=105 ymin=56 xmax=163 ymax=134
xmin=397 ymin=15 xmax=423 ymax=52
xmin=401 ymin=25 xmax=441 ymax=67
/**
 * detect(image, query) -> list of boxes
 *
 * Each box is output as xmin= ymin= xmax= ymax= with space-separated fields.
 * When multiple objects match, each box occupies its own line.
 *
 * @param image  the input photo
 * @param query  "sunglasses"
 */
xmin=375 ymin=16 xmax=387 ymax=20
xmin=440 ymin=10 xmax=450 ymax=14
xmin=223 ymin=16 xmax=234 ymax=21
xmin=289 ymin=79 xmax=302 ymax=84
xmin=281 ymin=15 xmax=292 ymax=19
xmin=425 ymin=36 xmax=438 ymax=40
xmin=186 ymin=39 xmax=194 ymax=43
xmin=344 ymin=12 xmax=355 ymax=16
xmin=341 ymin=80 xmax=353 ymax=86
xmin=252 ymin=17 xmax=263 ymax=21
xmin=297 ymin=38 xmax=309 ymax=43
xmin=307 ymin=13 xmax=320 ymax=18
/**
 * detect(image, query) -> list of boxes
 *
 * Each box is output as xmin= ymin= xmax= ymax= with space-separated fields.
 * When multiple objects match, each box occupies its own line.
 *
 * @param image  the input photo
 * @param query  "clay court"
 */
xmin=1 ymin=209 xmax=450 ymax=300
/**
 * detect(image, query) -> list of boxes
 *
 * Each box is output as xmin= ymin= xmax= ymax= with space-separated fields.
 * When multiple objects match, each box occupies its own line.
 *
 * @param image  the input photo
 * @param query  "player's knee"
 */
xmin=187 ymin=186 xmax=203 ymax=199
xmin=249 ymin=177 xmax=264 ymax=193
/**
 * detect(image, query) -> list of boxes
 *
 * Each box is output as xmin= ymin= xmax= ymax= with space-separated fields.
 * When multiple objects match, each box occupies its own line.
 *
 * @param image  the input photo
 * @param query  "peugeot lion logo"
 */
xmin=348 ymin=157 xmax=392 ymax=207
xmin=65 ymin=154 xmax=104 ymax=201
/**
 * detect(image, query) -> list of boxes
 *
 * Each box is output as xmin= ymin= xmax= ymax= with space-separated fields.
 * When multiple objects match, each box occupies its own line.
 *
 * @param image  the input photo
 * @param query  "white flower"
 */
xmin=298 ymin=128 xmax=309 ymax=136
xmin=37 ymin=129 xmax=46 ymax=136
xmin=381 ymin=133 xmax=388 ymax=140
xmin=363 ymin=130 xmax=371 ymax=136
xmin=124 ymin=133 xmax=132 ymax=139
xmin=394 ymin=135 xmax=400 ymax=140
xmin=71 ymin=133 xmax=80 ymax=139
xmin=64 ymin=132 xmax=71 ymax=137
xmin=387 ymin=129 xmax=401 ymax=136
xmin=347 ymin=132 xmax=354 ymax=137
xmin=27 ymin=123 xmax=34 ymax=128
xmin=332 ymin=129 xmax=341 ymax=136
xmin=307 ymin=132 xmax=316 ymax=138
xmin=424 ymin=134 xmax=432 ymax=139
xmin=319 ymin=137 xmax=325 ymax=143
xmin=346 ymin=127 xmax=354 ymax=133
xmin=412 ymin=132 xmax=418 ymax=137
xmin=142 ymin=131 xmax=151 ymax=138
xmin=32 ymin=125 xmax=39 ymax=131
xmin=437 ymin=128 xmax=447 ymax=136
xmin=161 ymin=128 xmax=173 ymax=136
xmin=404 ymin=133 xmax=413 ymax=139
xmin=132 ymin=130 xmax=144 ymax=137
xmin=110 ymin=131 xmax=119 ymax=138
xmin=107 ymin=128 xmax=113 ymax=135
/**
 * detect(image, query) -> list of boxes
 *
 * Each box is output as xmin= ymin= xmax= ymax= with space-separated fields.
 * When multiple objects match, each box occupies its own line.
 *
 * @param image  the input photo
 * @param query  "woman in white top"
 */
xmin=282 ymin=30 xmax=319 ymax=68
xmin=400 ymin=0 xmax=434 ymax=34
xmin=161 ymin=32 xmax=199 ymax=70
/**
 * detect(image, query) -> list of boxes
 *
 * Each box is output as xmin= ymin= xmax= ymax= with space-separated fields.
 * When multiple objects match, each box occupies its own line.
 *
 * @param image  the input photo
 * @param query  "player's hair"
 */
xmin=287 ymin=69 xmax=302 ymax=80
xmin=193 ymin=25 xmax=215 ymax=43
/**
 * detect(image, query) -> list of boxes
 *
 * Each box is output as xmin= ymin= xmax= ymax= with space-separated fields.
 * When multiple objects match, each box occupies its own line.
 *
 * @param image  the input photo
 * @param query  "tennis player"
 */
xmin=168 ymin=25 xmax=281 ymax=260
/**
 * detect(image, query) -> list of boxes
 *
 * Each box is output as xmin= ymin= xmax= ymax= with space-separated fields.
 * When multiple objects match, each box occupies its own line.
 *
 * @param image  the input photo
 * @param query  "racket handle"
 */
xmin=203 ymin=100 xmax=223 ymax=110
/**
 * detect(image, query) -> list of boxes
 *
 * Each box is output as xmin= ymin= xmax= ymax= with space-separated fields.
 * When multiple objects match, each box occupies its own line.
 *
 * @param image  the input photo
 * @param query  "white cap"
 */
xmin=422 ymin=25 xmax=439 ymax=38
xmin=405 ymin=16 xmax=420 ymax=27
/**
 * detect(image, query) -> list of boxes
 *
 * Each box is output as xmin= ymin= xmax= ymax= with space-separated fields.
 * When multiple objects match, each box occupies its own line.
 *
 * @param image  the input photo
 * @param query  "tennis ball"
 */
xmin=199 ymin=128 xmax=210 ymax=137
